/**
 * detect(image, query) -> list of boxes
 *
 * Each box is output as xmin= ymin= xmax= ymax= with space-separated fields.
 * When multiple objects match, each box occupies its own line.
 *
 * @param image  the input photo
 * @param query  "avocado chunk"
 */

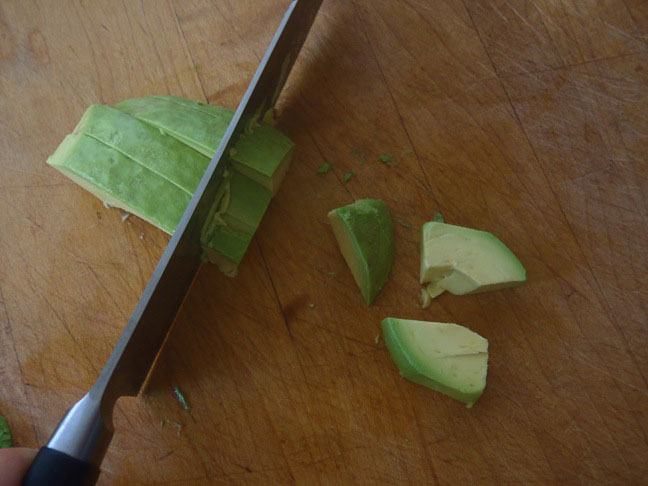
xmin=328 ymin=199 xmax=395 ymax=305
xmin=114 ymin=96 xmax=294 ymax=194
xmin=382 ymin=318 xmax=488 ymax=407
xmin=420 ymin=221 xmax=526 ymax=298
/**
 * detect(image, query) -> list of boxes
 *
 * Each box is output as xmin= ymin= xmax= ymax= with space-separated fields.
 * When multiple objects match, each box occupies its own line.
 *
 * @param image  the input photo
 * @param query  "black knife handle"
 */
xmin=21 ymin=447 xmax=100 ymax=486
xmin=21 ymin=392 xmax=112 ymax=486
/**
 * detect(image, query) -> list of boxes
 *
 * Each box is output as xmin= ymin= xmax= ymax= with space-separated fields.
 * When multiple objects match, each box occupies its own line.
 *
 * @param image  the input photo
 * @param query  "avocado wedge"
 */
xmin=328 ymin=199 xmax=395 ymax=305
xmin=382 ymin=317 xmax=488 ymax=407
xmin=420 ymin=221 xmax=526 ymax=299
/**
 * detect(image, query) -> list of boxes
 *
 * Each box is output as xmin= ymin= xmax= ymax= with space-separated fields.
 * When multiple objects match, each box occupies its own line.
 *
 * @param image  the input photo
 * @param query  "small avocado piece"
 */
xmin=172 ymin=386 xmax=190 ymax=411
xmin=420 ymin=221 xmax=526 ymax=298
xmin=317 ymin=162 xmax=332 ymax=174
xmin=328 ymin=199 xmax=395 ymax=305
xmin=202 ymin=171 xmax=272 ymax=267
xmin=420 ymin=288 xmax=431 ymax=308
xmin=382 ymin=318 xmax=488 ymax=407
xmin=0 ymin=416 xmax=12 ymax=448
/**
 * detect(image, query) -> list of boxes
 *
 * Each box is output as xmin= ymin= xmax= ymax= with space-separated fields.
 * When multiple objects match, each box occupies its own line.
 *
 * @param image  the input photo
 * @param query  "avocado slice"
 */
xmin=74 ymin=104 xmax=209 ymax=194
xmin=328 ymin=199 xmax=395 ymax=305
xmin=382 ymin=318 xmax=488 ymax=407
xmin=420 ymin=221 xmax=526 ymax=298
xmin=114 ymin=96 xmax=294 ymax=194
xmin=48 ymin=132 xmax=192 ymax=233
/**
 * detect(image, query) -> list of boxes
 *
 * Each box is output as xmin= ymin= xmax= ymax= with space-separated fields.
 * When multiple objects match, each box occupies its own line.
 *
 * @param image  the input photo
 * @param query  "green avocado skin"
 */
xmin=0 ymin=415 xmax=12 ymax=448
xmin=331 ymin=199 xmax=395 ymax=304
xmin=382 ymin=318 xmax=485 ymax=407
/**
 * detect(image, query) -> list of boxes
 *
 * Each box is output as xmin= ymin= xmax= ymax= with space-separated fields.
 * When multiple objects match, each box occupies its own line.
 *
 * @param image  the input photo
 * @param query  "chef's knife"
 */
xmin=22 ymin=1 xmax=322 ymax=484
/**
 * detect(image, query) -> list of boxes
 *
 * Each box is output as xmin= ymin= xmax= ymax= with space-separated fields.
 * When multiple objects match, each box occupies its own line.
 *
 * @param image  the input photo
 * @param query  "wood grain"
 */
xmin=464 ymin=0 xmax=645 ymax=75
xmin=0 ymin=0 xmax=646 ymax=484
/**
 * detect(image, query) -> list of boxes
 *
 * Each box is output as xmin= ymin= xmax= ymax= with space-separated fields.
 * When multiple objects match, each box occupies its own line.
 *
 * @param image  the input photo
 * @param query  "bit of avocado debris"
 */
xmin=173 ymin=386 xmax=190 ymax=411
xmin=342 ymin=172 xmax=353 ymax=183
xmin=432 ymin=212 xmax=444 ymax=223
xmin=0 ymin=416 xmax=12 ymax=448
xmin=421 ymin=288 xmax=431 ymax=308
xmin=395 ymin=218 xmax=412 ymax=229
xmin=161 ymin=419 xmax=183 ymax=435
xmin=317 ymin=163 xmax=332 ymax=174
xmin=378 ymin=153 xmax=393 ymax=164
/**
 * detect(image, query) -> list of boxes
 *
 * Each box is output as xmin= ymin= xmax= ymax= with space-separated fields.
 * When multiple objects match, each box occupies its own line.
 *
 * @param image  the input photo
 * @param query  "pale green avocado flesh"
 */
xmin=114 ymin=96 xmax=294 ymax=194
xmin=382 ymin=318 xmax=488 ymax=407
xmin=74 ymin=104 xmax=209 ymax=194
xmin=48 ymin=133 xmax=191 ymax=233
xmin=328 ymin=199 xmax=395 ymax=305
xmin=420 ymin=221 xmax=526 ymax=298
xmin=48 ymin=99 xmax=292 ymax=272
xmin=202 ymin=172 xmax=272 ymax=265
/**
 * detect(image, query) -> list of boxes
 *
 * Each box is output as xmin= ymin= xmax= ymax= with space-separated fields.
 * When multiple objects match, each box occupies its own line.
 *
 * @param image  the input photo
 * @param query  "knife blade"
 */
xmin=22 ymin=1 xmax=322 ymax=484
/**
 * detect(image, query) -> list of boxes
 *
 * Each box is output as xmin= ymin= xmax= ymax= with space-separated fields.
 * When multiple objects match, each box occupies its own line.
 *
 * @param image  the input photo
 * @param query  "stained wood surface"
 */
xmin=1 ymin=0 xmax=647 ymax=484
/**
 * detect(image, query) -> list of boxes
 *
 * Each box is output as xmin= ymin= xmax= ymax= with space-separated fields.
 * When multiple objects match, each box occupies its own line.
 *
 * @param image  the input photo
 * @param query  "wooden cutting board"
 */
xmin=1 ymin=0 xmax=647 ymax=483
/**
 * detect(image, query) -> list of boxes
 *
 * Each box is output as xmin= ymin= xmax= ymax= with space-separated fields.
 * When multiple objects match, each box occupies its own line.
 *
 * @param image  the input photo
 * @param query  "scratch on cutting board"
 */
xmin=604 ymin=22 xmax=634 ymax=41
